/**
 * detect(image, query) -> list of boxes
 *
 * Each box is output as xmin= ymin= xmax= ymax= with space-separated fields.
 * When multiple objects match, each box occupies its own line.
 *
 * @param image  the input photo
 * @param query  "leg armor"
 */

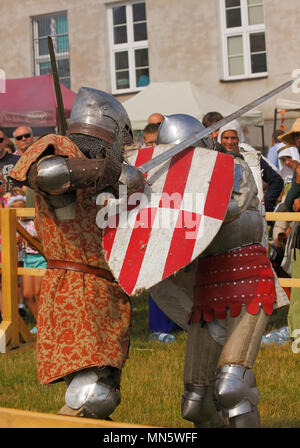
xmin=182 ymin=320 xmax=225 ymax=428
xmin=215 ymin=364 xmax=261 ymax=428
xmin=64 ymin=366 xmax=121 ymax=420
xmin=181 ymin=384 xmax=226 ymax=428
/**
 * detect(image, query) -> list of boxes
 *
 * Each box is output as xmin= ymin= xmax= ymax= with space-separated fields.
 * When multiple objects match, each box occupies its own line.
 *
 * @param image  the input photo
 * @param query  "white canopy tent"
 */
xmin=123 ymin=81 xmax=264 ymax=130
xmin=276 ymin=98 xmax=300 ymax=110
xmin=273 ymin=97 xmax=300 ymax=131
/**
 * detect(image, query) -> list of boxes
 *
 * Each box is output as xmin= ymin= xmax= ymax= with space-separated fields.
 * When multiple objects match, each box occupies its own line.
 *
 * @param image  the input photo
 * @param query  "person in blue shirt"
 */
xmin=267 ymin=129 xmax=285 ymax=169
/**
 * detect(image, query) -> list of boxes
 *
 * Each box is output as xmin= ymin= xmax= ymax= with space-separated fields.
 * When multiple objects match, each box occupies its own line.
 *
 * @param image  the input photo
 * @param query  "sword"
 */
xmin=139 ymin=79 xmax=294 ymax=174
xmin=48 ymin=36 xmax=67 ymax=135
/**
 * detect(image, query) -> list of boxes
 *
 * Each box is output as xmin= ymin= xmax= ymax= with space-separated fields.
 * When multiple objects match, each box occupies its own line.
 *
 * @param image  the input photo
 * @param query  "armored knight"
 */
xmin=152 ymin=114 xmax=288 ymax=428
xmin=8 ymin=87 xmax=145 ymax=420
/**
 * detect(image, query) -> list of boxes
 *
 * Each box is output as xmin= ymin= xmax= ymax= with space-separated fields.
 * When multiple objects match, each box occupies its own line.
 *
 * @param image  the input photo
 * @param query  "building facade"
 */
xmin=1 ymin=0 xmax=300 ymax=145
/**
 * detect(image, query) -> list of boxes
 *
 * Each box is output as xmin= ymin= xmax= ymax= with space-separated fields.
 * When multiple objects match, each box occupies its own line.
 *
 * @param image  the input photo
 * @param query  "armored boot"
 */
xmin=181 ymin=384 xmax=227 ymax=428
xmin=58 ymin=366 xmax=121 ymax=420
xmin=215 ymin=364 xmax=261 ymax=428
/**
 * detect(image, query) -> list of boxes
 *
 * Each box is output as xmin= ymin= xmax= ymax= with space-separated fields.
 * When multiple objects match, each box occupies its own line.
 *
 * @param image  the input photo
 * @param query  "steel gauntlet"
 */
xmin=119 ymin=163 xmax=145 ymax=194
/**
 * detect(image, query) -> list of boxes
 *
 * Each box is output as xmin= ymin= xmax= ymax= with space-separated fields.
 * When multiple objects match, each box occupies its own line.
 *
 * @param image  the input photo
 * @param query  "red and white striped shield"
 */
xmin=101 ymin=145 xmax=234 ymax=296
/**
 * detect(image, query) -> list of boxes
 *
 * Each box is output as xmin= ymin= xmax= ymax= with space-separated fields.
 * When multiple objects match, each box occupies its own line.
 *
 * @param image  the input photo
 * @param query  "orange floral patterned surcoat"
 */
xmin=9 ymin=135 xmax=131 ymax=384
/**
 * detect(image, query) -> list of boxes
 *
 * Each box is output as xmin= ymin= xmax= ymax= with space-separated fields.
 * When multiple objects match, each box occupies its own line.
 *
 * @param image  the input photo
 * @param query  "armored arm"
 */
xmin=27 ymin=154 xmax=145 ymax=195
xmin=224 ymin=157 xmax=258 ymax=222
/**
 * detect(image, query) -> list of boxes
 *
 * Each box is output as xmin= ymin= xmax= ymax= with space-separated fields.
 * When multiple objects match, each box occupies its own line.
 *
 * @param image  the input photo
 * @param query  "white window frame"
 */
xmin=31 ymin=11 xmax=70 ymax=87
xmin=218 ymin=0 xmax=267 ymax=81
xmin=107 ymin=1 xmax=149 ymax=94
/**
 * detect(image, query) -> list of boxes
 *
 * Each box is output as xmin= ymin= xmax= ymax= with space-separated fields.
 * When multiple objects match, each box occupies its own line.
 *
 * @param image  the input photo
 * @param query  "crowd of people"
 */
xmin=0 ymin=125 xmax=46 ymax=332
xmin=1 ymin=86 xmax=300 ymax=427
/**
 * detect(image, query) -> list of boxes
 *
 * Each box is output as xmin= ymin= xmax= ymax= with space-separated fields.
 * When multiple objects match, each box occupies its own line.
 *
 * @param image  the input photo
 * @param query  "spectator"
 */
xmin=142 ymin=123 xmax=160 ymax=147
xmin=267 ymin=129 xmax=285 ymax=169
xmin=0 ymin=172 xmax=12 ymax=207
xmin=279 ymin=118 xmax=300 ymax=339
xmin=202 ymin=111 xmax=224 ymax=141
xmin=13 ymin=126 xmax=34 ymax=156
xmin=148 ymin=112 xmax=164 ymax=125
xmin=0 ymin=127 xmax=20 ymax=193
xmin=8 ymin=190 xmax=46 ymax=327
xmin=270 ymin=147 xmax=300 ymax=244
xmin=279 ymin=118 xmax=300 ymax=154
xmin=14 ymin=126 xmax=36 ymax=208
xmin=278 ymin=146 xmax=300 ymax=184
xmin=202 ymin=111 xmax=246 ymax=154
xmin=209 ymin=118 xmax=284 ymax=212
xmin=0 ymin=173 xmax=12 ymax=321
xmin=5 ymin=139 xmax=16 ymax=154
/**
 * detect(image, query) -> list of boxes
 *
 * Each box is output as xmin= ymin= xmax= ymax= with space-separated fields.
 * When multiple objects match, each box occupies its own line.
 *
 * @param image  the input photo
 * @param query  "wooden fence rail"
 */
xmin=0 ymin=406 xmax=155 ymax=428
xmin=0 ymin=208 xmax=299 ymax=428
xmin=0 ymin=208 xmax=299 ymax=353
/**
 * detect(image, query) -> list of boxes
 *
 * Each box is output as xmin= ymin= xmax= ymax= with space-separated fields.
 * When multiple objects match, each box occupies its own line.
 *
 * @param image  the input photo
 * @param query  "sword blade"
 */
xmin=139 ymin=79 xmax=293 ymax=174
xmin=48 ymin=36 xmax=67 ymax=135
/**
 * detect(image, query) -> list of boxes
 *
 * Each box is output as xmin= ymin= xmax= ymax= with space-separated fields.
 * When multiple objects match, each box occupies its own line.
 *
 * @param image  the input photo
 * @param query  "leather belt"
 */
xmin=47 ymin=260 xmax=115 ymax=283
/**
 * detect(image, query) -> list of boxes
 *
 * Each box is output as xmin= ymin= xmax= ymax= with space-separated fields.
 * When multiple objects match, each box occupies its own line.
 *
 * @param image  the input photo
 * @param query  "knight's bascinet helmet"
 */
xmin=157 ymin=114 xmax=205 ymax=145
xmin=67 ymin=87 xmax=133 ymax=147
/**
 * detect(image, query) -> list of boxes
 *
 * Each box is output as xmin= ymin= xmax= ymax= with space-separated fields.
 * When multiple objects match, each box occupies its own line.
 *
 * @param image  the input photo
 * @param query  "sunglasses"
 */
xmin=15 ymin=133 xmax=32 ymax=141
xmin=0 ymin=137 xmax=4 ymax=143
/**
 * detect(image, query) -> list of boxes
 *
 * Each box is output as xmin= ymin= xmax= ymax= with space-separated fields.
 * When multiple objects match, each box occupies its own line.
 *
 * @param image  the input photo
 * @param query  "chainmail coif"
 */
xmin=68 ymin=133 xmax=124 ymax=163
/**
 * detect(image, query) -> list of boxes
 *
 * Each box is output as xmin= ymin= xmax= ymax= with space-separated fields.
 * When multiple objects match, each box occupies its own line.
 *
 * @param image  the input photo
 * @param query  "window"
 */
xmin=107 ymin=2 xmax=150 ymax=94
xmin=32 ymin=11 xmax=70 ymax=88
xmin=219 ymin=0 xmax=267 ymax=80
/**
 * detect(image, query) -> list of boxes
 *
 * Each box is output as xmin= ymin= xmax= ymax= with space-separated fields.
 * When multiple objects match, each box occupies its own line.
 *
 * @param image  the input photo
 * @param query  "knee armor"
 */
xmin=181 ymin=384 xmax=226 ymax=428
xmin=65 ymin=366 xmax=121 ymax=419
xmin=215 ymin=365 xmax=259 ymax=419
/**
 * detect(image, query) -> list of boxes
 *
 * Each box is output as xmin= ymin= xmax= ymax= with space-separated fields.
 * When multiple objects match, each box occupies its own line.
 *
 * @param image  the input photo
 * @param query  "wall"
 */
xmin=1 ymin=0 xmax=300 ymax=148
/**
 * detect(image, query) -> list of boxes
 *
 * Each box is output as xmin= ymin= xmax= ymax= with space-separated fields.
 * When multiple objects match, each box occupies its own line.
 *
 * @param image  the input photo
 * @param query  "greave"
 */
xmin=181 ymin=384 xmax=226 ymax=428
xmin=64 ymin=366 xmax=121 ymax=420
xmin=215 ymin=364 xmax=261 ymax=428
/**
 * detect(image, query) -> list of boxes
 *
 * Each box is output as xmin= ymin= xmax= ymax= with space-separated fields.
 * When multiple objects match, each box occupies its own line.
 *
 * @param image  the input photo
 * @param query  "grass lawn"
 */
xmin=0 ymin=294 xmax=299 ymax=428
